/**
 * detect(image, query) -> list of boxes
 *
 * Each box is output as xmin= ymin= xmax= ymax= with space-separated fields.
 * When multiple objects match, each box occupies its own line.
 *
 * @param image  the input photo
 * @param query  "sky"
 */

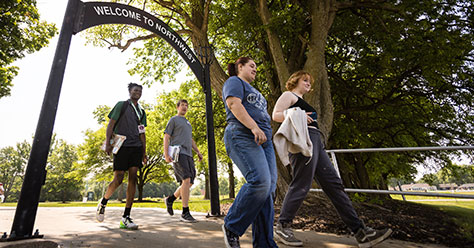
xmin=0 ymin=1 xmax=183 ymax=148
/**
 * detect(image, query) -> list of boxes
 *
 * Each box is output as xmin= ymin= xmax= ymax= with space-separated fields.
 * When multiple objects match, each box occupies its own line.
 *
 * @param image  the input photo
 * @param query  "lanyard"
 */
xmin=129 ymin=100 xmax=142 ymax=122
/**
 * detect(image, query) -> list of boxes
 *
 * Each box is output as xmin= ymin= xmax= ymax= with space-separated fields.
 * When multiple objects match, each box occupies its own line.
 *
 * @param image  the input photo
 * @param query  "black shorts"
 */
xmin=113 ymin=146 xmax=143 ymax=171
xmin=173 ymin=154 xmax=196 ymax=184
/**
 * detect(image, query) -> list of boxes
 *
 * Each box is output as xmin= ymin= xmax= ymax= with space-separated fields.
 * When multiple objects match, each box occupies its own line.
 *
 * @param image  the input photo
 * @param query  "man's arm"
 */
xmin=192 ymin=139 xmax=203 ymax=162
xmin=163 ymin=133 xmax=172 ymax=163
xmin=105 ymin=119 xmax=116 ymax=155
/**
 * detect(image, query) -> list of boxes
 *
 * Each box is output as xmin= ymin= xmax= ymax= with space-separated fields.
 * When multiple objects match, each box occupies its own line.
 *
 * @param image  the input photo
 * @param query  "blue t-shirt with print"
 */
xmin=222 ymin=76 xmax=272 ymax=139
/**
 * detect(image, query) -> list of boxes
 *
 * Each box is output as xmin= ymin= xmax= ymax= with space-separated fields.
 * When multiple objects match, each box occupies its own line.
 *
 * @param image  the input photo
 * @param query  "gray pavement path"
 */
xmin=0 ymin=207 xmax=447 ymax=248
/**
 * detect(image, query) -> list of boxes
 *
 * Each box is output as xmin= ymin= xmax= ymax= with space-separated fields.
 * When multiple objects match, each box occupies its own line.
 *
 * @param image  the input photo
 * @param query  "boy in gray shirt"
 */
xmin=164 ymin=99 xmax=203 ymax=222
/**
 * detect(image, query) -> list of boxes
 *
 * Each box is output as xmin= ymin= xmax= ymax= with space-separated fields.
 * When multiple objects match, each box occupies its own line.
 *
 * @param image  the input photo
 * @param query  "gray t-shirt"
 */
xmin=164 ymin=115 xmax=193 ymax=157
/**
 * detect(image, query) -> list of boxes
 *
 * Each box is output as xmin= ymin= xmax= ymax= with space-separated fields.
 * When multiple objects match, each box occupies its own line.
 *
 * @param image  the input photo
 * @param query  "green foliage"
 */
xmin=144 ymin=181 xmax=179 ymax=198
xmin=0 ymin=0 xmax=57 ymax=98
xmin=83 ymin=0 xmax=474 ymax=194
xmin=218 ymin=175 xmax=229 ymax=195
xmin=78 ymin=126 xmax=114 ymax=182
xmin=0 ymin=141 xmax=31 ymax=202
xmin=0 ymin=138 xmax=84 ymax=203
xmin=419 ymin=163 xmax=474 ymax=186
xmin=40 ymin=139 xmax=83 ymax=202
xmin=327 ymin=1 xmax=474 ymax=189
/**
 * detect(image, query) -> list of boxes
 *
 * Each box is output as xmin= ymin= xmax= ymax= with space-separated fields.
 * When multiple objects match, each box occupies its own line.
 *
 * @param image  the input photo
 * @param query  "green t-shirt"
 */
xmin=108 ymin=100 xmax=147 ymax=147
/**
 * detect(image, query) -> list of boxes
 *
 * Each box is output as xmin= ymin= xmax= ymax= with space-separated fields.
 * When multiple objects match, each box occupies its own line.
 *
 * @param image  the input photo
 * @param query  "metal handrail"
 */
xmin=323 ymin=146 xmax=474 ymax=199
xmin=310 ymin=188 xmax=474 ymax=199
xmin=326 ymin=146 xmax=474 ymax=153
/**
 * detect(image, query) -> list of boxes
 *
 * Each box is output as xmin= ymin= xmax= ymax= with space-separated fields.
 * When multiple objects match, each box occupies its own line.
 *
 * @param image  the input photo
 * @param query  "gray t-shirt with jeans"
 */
xmin=164 ymin=115 xmax=193 ymax=157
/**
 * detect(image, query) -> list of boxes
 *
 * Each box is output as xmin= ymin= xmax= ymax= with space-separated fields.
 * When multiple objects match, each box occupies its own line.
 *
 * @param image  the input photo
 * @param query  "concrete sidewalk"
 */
xmin=0 ymin=207 xmax=446 ymax=248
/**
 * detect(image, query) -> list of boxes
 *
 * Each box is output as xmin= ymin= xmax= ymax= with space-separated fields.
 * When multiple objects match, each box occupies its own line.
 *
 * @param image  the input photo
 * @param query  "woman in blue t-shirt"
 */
xmin=221 ymin=57 xmax=278 ymax=248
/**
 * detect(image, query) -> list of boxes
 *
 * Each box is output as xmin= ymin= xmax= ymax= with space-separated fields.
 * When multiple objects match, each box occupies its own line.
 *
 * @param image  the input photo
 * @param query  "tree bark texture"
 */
xmin=256 ymin=0 xmax=336 ymax=201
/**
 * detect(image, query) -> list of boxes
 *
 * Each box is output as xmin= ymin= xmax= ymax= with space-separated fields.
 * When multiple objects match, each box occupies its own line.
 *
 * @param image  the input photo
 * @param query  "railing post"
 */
xmin=398 ymin=181 xmax=406 ymax=201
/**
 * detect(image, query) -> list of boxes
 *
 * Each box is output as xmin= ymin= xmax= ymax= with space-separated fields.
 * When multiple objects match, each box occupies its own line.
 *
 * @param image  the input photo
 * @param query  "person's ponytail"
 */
xmin=227 ymin=63 xmax=237 ymax=76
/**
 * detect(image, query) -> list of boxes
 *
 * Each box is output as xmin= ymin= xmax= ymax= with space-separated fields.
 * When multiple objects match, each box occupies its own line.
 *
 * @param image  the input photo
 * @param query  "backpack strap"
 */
xmin=139 ymin=108 xmax=145 ymax=123
xmin=113 ymin=100 xmax=130 ymax=131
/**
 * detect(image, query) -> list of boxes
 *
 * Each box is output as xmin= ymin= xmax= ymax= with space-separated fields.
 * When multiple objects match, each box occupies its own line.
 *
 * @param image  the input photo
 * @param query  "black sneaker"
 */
xmin=355 ymin=226 xmax=392 ymax=248
xmin=222 ymin=224 xmax=240 ymax=248
xmin=165 ymin=196 xmax=174 ymax=216
xmin=180 ymin=211 xmax=197 ymax=223
xmin=274 ymin=222 xmax=303 ymax=247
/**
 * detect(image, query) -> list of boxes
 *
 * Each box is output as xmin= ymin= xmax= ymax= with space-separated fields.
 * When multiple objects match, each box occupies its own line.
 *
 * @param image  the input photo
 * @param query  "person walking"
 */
xmin=221 ymin=57 xmax=278 ymax=248
xmin=96 ymin=83 xmax=147 ymax=230
xmin=272 ymin=71 xmax=392 ymax=248
xmin=0 ymin=183 xmax=4 ymax=203
xmin=163 ymin=99 xmax=203 ymax=223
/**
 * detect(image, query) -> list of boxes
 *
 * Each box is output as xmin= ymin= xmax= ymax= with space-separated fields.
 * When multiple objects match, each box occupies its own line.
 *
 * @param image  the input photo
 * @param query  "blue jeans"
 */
xmin=224 ymin=123 xmax=278 ymax=248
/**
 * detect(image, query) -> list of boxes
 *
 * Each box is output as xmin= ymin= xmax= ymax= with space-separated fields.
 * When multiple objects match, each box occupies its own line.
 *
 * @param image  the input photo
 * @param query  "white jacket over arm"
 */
xmin=273 ymin=107 xmax=313 ymax=166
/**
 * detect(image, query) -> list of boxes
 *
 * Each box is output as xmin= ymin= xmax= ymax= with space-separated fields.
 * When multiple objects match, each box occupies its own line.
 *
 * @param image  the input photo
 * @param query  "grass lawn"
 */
xmin=390 ymin=192 xmax=474 ymax=240
xmin=390 ymin=191 xmax=474 ymax=201
xmin=0 ymin=196 xmax=233 ymax=213
xmin=421 ymin=201 xmax=474 ymax=240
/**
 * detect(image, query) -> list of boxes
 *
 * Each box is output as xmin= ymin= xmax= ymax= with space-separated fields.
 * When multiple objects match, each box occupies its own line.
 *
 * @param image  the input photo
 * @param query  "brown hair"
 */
xmin=227 ymin=57 xmax=253 ymax=76
xmin=177 ymin=99 xmax=188 ymax=107
xmin=285 ymin=71 xmax=314 ymax=91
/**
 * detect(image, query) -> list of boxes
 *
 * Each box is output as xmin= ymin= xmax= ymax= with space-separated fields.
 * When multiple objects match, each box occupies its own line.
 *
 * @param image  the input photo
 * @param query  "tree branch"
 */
xmin=152 ymin=0 xmax=199 ymax=31
xmin=108 ymin=34 xmax=157 ymax=51
xmin=336 ymin=1 xmax=400 ymax=13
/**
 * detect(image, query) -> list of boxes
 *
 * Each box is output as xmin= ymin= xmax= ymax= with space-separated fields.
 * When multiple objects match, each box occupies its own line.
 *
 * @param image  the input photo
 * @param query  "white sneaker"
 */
xmin=96 ymin=200 xmax=106 ymax=222
xmin=120 ymin=216 xmax=138 ymax=230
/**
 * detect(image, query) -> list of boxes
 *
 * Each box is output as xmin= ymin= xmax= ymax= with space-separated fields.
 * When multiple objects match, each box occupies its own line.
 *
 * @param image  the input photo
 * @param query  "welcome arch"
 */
xmin=3 ymin=0 xmax=219 ymax=241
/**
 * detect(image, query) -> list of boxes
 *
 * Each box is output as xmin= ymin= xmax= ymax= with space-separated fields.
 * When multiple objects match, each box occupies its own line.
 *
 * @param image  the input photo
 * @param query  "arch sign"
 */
xmin=2 ymin=0 xmax=219 ymax=242
xmin=74 ymin=1 xmax=204 ymax=84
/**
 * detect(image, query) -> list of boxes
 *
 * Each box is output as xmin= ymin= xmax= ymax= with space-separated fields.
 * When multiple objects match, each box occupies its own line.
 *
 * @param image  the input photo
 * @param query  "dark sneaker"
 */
xmin=95 ymin=199 xmax=106 ymax=222
xmin=119 ymin=215 xmax=138 ymax=230
xmin=222 ymin=224 xmax=240 ymax=248
xmin=355 ymin=226 xmax=392 ymax=248
xmin=165 ymin=196 xmax=174 ymax=216
xmin=274 ymin=222 xmax=303 ymax=247
xmin=180 ymin=211 xmax=197 ymax=223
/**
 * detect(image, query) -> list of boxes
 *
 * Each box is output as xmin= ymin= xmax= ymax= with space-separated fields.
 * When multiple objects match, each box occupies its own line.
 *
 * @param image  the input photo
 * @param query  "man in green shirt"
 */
xmin=96 ymin=83 xmax=147 ymax=230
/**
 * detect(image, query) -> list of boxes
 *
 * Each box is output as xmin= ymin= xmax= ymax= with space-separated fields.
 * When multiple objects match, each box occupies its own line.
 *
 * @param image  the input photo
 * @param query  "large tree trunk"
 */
xmin=138 ymin=183 xmax=144 ymax=202
xmin=304 ymin=0 xmax=336 ymax=141
xmin=256 ymin=0 xmax=336 ymax=201
xmin=148 ymin=0 xmax=339 ymax=203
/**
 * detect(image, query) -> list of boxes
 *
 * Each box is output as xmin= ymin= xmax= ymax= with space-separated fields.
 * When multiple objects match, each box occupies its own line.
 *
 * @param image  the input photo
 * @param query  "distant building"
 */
xmin=438 ymin=183 xmax=458 ymax=190
xmin=400 ymin=183 xmax=437 ymax=191
xmin=457 ymin=183 xmax=474 ymax=191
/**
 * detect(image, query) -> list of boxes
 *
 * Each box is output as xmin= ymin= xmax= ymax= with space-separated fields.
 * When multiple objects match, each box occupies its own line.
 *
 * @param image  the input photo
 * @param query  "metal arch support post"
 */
xmin=3 ymin=0 xmax=80 ymax=241
xmin=196 ymin=47 xmax=221 ymax=216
